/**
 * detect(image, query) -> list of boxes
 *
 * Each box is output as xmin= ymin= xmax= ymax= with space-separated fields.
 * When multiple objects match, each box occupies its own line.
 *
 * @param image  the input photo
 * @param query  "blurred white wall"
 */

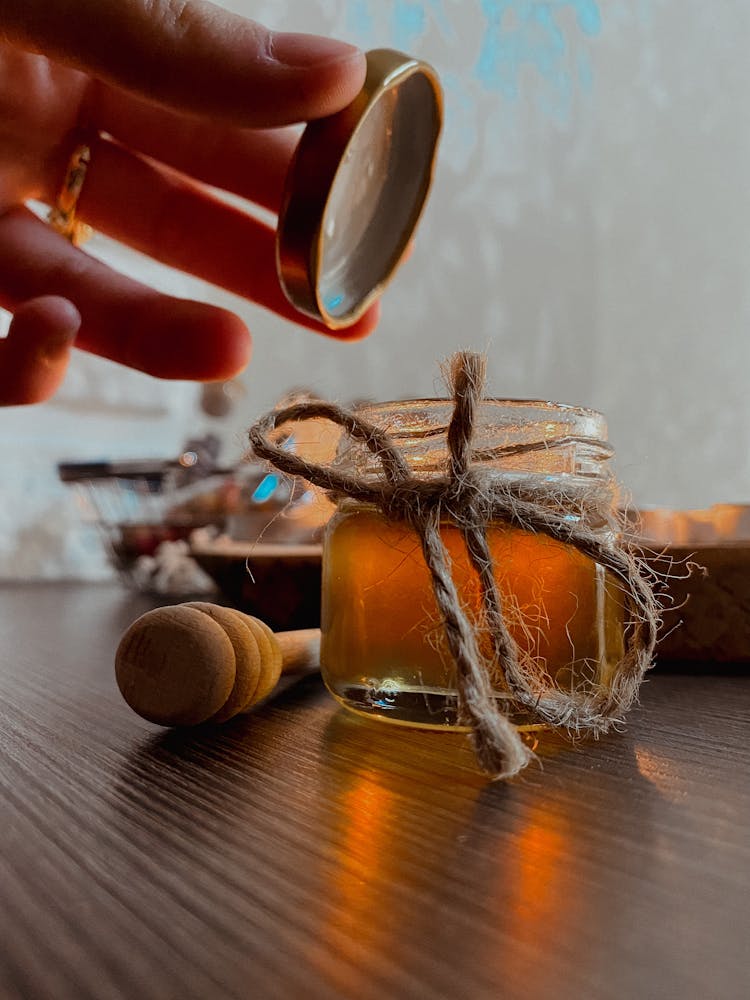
xmin=2 ymin=0 xmax=749 ymax=577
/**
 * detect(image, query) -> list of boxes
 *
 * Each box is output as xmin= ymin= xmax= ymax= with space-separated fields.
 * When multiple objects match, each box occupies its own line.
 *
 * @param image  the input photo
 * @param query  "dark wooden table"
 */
xmin=1 ymin=583 xmax=748 ymax=1000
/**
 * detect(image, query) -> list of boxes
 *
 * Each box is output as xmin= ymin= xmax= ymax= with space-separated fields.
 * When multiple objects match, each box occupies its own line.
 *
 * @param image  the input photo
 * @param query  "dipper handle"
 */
xmin=276 ymin=628 xmax=321 ymax=675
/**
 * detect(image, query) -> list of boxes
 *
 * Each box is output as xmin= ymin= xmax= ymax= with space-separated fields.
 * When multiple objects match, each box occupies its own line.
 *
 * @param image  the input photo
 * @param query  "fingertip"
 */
xmin=14 ymin=295 xmax=82 ymax=342
xmin=127 ymin=299 xmax=252 ymax=380
xmin=203 ymin=306 xmax=253 ymax=378
xmin=163 ymin=301 xmax=253 ymax=380
xmin=268 ymin=34 xmax=367 ymax=118
xmin=269 ymin=33 xmax=363 ymax=71
xmin=0 ymin=296 xmax=80 ymax=406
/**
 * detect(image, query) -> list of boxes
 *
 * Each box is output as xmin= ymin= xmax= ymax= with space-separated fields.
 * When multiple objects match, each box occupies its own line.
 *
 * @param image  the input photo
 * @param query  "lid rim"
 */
xmin=276 ymin=48 xmax=443 ymax=329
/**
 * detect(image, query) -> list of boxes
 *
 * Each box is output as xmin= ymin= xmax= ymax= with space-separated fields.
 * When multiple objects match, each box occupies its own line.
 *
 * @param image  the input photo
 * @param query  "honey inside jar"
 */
xmin=321 ymin=505 xmax=626 ymax=729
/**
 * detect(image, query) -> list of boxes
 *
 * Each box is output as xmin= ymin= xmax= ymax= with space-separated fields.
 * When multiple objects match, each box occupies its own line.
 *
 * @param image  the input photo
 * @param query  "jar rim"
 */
xmin=355 ymin=397 xmax=609 ymax=445
xmin=342 ymin=396 xmax=612 ymax=478
xmin=357 ymin=397 xmax=605 ymax=420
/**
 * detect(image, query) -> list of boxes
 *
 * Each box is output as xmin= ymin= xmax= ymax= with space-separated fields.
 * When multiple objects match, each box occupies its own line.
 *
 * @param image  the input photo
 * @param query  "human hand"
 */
xmin=0 ymin=0 xmax=379 ymax=405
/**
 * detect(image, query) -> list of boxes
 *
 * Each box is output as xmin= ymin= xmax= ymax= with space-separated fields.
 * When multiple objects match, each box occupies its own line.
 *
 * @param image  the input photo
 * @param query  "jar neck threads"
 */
xmin=338 ymin=397 xmax=614 ymax=480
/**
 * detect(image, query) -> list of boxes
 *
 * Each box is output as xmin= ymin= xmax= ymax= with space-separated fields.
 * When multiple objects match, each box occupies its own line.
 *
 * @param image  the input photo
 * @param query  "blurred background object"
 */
xmin=189 ymin=537 xmax=322 ymax=632
xmin=632 ymin=504 xmax=750 ymax=547
xmin=631 ymin=504 xmax=750 ymax=664
xmin=187 ymin=391 xmax=339 ymax=628
xmin=57 ymin=423 xmax=330 ymax=603
xmin=199 ymin=380 xmax=246 ymax=419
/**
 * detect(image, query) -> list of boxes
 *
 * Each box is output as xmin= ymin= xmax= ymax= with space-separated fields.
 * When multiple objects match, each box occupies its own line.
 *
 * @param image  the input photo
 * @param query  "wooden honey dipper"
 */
xmin=115 ymin=602 xmax=320 ymax=726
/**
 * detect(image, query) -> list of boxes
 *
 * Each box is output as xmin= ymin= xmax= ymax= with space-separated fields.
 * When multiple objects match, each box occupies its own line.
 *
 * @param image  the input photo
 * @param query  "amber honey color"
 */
xmin=320 ymin=505 xmax=626 ymax=729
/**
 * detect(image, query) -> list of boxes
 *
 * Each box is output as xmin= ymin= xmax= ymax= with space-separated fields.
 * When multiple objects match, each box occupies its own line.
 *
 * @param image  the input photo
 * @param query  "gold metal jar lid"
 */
xmin=276 ymin=49 xmax=443 ymax=329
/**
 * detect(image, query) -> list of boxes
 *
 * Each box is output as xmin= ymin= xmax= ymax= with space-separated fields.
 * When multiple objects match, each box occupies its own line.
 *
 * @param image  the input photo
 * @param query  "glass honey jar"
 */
xmin=319 ymin=398 xmax=626 ymax=731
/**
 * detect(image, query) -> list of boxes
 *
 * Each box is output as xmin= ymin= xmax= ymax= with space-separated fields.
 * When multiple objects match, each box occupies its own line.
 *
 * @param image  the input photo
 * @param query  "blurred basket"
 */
xmin=59 ymin=456 xmax=226 ymax=589
xmin=57 ymin=440 xmax=314 ymax=593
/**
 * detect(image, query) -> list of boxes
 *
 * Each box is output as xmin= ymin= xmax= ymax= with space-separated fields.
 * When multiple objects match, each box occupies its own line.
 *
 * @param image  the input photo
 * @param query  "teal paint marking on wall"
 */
xmin=393 ymin=0 xmax=427 ymax=49
xmin=346 ymin=0 xmax=373 ymax=39
xmin=343 ymin=1 xmax=601 ymax=124
xmin=574 ymin=0 xmax=602 ymax=34
xmin=477 ymin=1 xmax=601 ymax=119
xmin=577 ymin=49 xmax=593 ymax=90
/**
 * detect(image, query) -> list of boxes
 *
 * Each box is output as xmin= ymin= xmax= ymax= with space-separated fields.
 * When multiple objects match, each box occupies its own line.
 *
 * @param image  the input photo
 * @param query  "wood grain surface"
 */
xmin=0 ymin=583 xmax=748 ymax=1000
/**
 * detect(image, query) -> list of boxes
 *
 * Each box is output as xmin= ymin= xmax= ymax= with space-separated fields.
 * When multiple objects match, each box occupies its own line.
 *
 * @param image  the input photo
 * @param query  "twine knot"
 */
xmin=248 ymin=352 xmax=660 ymax=780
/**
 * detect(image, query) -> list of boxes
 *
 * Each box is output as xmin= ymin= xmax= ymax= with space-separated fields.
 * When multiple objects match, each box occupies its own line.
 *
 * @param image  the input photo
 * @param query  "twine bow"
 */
xmin=249 ymin=353 xmax=660 ymax=779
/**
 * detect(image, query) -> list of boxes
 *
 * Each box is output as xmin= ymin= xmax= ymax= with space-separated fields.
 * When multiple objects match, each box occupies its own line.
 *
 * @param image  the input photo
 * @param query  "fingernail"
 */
xmin=269 ymin=32 xmax=363 ymax=69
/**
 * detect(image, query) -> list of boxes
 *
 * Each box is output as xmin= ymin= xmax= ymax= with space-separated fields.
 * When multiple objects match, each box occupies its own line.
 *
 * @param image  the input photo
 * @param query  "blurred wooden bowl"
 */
xmin=635 ymin=504 xmax=750 ymax=663
xmin=190 ymin=539 xmax=322 ymax=632
xmin=644 ymin=541 xmax=750 ymax=664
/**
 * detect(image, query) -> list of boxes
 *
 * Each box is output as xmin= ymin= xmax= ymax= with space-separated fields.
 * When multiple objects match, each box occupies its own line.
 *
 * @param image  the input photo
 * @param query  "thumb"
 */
xmin=3 ymin=0 xmax=366 ymax=127
xmin=0 ymin=297 xmax=81 ymax=406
